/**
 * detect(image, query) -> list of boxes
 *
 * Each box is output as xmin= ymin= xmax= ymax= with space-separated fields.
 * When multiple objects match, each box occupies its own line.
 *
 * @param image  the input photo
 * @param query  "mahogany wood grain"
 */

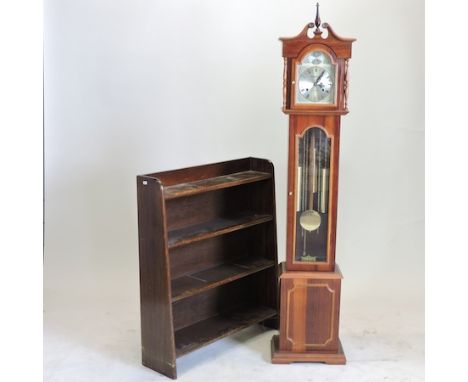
xmin=271 ymin=335 xmax=346 ymax=364
xmin=274 ymin=267 xmax=344 ymax=360
xmin=280 ymin=23 xmax=355 ymax=59
xmin=285 ymin=115 xmax=341 ymax=272
xmin=279 ymin=18 xmax=355 ymax=272
xmin=280 ymin=23 xmax=355 ymax=116
xmin=274 ymin=13 xmax=354 ymax=366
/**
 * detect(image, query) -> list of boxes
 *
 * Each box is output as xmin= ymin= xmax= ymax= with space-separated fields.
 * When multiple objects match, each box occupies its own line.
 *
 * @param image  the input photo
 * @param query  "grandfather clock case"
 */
xmin=271 ymin=4 xmax=355 ymax=364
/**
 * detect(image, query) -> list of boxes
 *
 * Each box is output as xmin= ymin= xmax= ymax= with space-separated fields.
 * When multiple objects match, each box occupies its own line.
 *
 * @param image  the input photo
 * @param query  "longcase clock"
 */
xmin=271 ymin=3 xmax=355 ymax=364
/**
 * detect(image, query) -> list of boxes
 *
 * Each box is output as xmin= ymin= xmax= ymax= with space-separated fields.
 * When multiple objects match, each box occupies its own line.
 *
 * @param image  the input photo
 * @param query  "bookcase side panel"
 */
xmin=137 ymin=176 xmax=177 ymax=379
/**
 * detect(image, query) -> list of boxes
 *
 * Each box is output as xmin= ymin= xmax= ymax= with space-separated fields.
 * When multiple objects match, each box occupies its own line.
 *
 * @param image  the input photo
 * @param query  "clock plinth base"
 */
xmin=272 ymin=265 xmax=345 ymax=365
xmin=271 ymin=335 xmax=346 ymax=365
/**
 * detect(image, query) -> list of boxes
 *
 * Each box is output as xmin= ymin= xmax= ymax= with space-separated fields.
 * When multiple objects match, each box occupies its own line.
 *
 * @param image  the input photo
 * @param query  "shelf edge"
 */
xmin=168 ymin=214 xmax=273 ymax=249
xmin=171 ymin=260 xmax=276 ymax=303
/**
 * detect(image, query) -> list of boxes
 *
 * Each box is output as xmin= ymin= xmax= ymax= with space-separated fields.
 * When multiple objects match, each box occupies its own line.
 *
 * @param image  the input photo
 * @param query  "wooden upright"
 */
xmin=271 ymin=3 xmax=355 ymax=364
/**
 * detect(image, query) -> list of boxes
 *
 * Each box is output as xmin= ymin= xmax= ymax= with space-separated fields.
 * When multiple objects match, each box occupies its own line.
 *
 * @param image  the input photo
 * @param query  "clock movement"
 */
xmin=271 ymin=3 xmax=355 ymax=364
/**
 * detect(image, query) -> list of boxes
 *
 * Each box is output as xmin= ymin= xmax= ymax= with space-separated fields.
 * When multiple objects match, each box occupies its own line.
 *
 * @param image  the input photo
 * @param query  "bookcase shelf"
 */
xmin=164 ymin=170 xmax=271 ymax=200
xmin=171 ymin=256 xmax=275 ymax=302
xmin=175 ymin=304 xmax=277 ymax=357
xmin=168 ymin=212 xmax=273 ymax=249
xmin=137 ymin=158 xmax=279 ymax=379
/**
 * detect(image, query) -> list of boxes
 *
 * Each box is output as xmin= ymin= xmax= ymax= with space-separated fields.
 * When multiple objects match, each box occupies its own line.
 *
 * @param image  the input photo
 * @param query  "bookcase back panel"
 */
xmin=170 ymin=228 xmax=262 ymax=279
xmin=172 ymin=273 xmax=263 ymax=331
xmin=165 ymin=188 xmax=246 ymax=231
xmin=166 ymin=182 xmax=270 ymax=231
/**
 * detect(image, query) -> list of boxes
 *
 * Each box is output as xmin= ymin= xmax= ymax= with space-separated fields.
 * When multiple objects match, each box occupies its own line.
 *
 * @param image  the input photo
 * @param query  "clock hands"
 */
xmin=313 ymin=69 xmax=326 ymax=87
xmin=299 ymin=65 xmax=332 ymax=101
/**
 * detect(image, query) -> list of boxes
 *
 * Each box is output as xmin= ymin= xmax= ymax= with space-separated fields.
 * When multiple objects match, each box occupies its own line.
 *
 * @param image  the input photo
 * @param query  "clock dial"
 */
xmin=296 ymin=50 xmax=336 ymax=105
xmin=299 ymin=67 xmax=332 ymax=102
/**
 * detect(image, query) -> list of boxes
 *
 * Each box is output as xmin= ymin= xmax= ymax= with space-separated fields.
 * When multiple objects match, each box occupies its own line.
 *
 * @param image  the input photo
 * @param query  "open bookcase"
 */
xmin=137 ymin=158 xmax=279 ymax=378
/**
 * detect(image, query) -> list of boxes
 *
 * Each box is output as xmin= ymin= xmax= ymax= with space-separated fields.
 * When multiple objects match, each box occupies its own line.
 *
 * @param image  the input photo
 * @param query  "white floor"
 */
xmin=44 ymin=286 xmax=424 ymax=382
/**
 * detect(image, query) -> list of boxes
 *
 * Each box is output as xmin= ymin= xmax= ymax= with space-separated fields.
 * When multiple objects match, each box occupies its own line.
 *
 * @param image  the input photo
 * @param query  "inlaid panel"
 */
xmin=279 ymin=274 xmax=341 ymax=352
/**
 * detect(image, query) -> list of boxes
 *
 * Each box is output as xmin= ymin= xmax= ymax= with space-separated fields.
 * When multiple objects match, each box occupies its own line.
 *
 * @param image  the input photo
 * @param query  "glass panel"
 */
xmin=296 ymin=50 xmax=336 ymax=105
xmin=294 ymin=127 xmax=331 ymax=263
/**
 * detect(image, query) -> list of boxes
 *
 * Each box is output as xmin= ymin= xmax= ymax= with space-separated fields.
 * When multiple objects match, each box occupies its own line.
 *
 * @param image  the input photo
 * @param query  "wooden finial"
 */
xmin=314 ymin=2 xmax=322 ymax=35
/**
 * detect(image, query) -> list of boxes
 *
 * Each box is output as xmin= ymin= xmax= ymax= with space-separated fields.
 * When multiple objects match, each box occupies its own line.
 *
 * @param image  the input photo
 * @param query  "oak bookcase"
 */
xmin=137 ymin=157 xmax=279 ymax=378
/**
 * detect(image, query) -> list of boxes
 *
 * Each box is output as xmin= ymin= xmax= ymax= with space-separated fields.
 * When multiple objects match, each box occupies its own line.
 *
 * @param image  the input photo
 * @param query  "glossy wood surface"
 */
xmin=280 ymin=23 xmax=354 ymax=114
xmin=280 ymin=23 xmax=355 ymax=58
xmin=285 ymin=115 xmax=341 ymax=271
xmin=273 ymin=267 xmax=344 ymax=363
xmin=280 ymin=21 xmax=353 ymax=272
xmin=271 ymin=335 xmax=346 ymax=364
xmin=274 ymin=12 xmax=354 ymax=365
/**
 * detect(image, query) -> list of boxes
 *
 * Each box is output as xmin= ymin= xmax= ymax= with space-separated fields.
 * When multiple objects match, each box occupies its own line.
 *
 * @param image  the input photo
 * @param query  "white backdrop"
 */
xmin=44 ymin=0 xmax=424 ymax=380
